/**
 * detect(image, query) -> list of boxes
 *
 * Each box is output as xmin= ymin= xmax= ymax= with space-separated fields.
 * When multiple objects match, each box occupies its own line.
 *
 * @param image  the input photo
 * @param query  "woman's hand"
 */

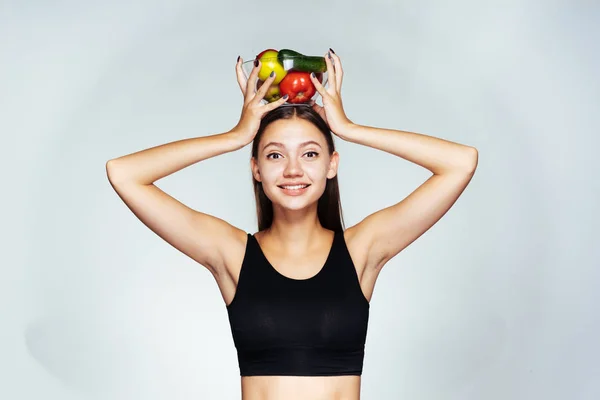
xmin=309 ymin=50 xmax=354 ymax=138
xmin=232 ymin=57 xmax=288 ymax=146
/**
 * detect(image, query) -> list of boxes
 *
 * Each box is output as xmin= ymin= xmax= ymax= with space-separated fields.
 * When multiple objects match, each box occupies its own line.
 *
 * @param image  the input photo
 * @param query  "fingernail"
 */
xmin=329 ymin=48 xmax=335 ymax=54
xmin=254 ymin=59 xmax=259 ymax=67
xmin=311 ymin=72 xmax=316 ymax=78
xmin=283 ymin=94 xmax=289 ymax=100
xmin=328 ymin=52 xmax=332 ymax=59
xmin=237 ymin=55 xmax=240 ymax=63
xmin=270 ymin=70 xmax=275 ymax=77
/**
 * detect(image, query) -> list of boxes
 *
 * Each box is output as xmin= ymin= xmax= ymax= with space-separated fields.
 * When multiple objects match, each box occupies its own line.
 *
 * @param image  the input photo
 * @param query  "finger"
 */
xmin=311 ymin=102 xmax=327 ymax=123
xmin=263 ymin=94 xmax=289 ymax=112
xmin=235 ymin=57 xmax=247 ymax=95
xmin=324 ymin=51 xmax=336 ymax=92
xmin=253 ymin=70 xmax=278 ymax=103
xmin=310 ymin=72 xmax=328 ymax=98
xmin=245 ymin=59 xmax=261 ymax=102
xmin=311 ymin=102 xmax=322 ymax=115
xmin=329 ymin=52 xmax=343 ymax=90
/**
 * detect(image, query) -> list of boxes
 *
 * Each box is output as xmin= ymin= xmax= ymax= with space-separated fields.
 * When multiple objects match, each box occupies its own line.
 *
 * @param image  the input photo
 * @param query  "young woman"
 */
xmin=106 ymin=50 xmax=478 ymax=400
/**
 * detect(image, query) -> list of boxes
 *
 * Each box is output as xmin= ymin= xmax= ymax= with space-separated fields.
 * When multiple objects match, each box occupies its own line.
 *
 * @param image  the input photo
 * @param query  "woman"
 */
xmin=106 ymin=50 xmax=478 ymax=400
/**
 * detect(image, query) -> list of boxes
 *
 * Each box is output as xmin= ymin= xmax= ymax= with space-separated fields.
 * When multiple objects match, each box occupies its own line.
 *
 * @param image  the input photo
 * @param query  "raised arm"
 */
xmin=310 ymin=50 xmax=478 ymax=273
xmin=106 ymin=132 xmax=248 ymax=275
xmin=106 ymin=58 xmax=287 ymax=276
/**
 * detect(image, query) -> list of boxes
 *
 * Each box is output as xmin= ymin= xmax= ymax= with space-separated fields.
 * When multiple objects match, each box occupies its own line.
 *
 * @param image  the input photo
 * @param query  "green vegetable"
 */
xmin=277 ymin=49 xmax=327 ymax=73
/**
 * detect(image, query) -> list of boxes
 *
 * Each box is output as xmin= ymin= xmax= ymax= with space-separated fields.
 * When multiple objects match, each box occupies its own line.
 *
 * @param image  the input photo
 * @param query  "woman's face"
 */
xmin=251 ymin=117 xmax=339 ymax=211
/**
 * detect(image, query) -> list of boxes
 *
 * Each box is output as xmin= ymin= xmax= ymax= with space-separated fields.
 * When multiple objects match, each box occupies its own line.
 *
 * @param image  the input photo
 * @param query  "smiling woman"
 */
xmin=250 ymin=106 xmax=344 ymax=231
xmin=106 ymin=51 xmax=477 ymax=399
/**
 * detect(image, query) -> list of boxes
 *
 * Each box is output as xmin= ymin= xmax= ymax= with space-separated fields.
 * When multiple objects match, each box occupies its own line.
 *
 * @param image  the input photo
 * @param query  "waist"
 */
xmin=241 ymin=374 xmax=361 ymax=400
xmin=236 ymin=345 xmax=365 ymax=377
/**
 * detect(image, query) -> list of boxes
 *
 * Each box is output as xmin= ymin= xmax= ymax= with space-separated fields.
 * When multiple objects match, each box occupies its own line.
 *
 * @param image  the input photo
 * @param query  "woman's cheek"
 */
xmin=259 ymin=168 xmax=283 ymax=197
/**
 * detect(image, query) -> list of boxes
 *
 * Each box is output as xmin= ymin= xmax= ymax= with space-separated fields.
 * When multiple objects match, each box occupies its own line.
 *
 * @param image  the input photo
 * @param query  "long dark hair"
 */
xmin=251 ymin=105 xmax=345 ymax=233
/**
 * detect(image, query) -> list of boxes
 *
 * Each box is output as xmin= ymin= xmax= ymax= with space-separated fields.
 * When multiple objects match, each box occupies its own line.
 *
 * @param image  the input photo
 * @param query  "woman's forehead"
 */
xmin=261 ymin=119 xmax=325 ymax=147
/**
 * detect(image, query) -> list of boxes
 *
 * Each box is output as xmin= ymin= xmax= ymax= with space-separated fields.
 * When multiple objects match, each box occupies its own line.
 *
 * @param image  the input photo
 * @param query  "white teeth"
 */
xmin=282 ymin=185 xmax=308 ymax=190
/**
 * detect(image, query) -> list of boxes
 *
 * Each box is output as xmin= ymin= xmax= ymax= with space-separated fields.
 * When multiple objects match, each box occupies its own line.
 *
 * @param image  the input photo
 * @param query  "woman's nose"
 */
xmin=283 ymin=159 xmax=303 ymax=176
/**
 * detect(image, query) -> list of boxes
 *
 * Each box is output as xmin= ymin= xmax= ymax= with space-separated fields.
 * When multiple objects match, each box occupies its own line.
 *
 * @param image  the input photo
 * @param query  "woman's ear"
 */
xmin=250 ymin=157 xmax=262 ymax=182
xmin=326 ymin=151 xmax=339 ymax=179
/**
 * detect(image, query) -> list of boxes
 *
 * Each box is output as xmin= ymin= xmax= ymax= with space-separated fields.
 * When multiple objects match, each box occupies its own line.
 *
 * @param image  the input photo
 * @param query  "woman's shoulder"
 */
xmin=218 ymin=227 xmax=251 ymax=278
xmin=342 ymin=224 xmax=374 ymax=273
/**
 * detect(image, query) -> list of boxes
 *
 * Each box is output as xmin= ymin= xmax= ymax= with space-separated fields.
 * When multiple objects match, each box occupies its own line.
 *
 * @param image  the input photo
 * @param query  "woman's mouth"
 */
xmin=278 ymin=184 xmax=311 ymax=196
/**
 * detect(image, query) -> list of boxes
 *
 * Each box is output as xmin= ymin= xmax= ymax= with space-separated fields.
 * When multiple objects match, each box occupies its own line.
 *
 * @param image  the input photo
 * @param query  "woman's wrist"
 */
xmin=228 ymin=127 xmax=253 ymax=150
xmin=335 ymin=121 xmax=359 ymax=141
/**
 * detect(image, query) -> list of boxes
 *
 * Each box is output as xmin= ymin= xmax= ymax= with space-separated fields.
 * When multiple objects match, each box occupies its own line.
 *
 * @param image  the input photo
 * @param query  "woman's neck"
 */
xmin=261 ymin=213 xmax=330 ymax=253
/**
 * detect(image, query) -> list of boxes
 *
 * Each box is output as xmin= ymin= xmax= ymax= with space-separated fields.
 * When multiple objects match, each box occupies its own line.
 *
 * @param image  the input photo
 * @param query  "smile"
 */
xmin=278 ymin=184 xmax=311 ymax=195
xmin=279 ymin=184 xmax=310 ymax=190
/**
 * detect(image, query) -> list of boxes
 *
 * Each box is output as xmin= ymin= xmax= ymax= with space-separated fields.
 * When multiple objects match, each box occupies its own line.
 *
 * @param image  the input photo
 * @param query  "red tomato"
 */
xmin=278 ymin=71 xmax=316 ymax=104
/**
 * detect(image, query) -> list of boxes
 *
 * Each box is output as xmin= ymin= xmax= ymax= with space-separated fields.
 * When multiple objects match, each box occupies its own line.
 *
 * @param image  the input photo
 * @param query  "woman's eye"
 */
xmin=266 ymin=152 xmax=318 ymax=159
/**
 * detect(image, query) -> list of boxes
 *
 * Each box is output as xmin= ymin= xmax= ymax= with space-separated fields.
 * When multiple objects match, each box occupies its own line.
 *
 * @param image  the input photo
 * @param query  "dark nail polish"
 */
xmin=328 ymin=52 xmax=332 ymax=59
xmin=254 ymin=59 xmax=259 ymax=67
xmin=237 ymin=55 xmax=240 ymax=63
xmin=311 ymin=72 xmax=316 ymax=78
xmin=270 ymin=70 xmax=275 ymax=77
xmin=283 ymin=94 xmax=289 ymax=100
xmin=329 ymin=48 xmax=335 ymax=54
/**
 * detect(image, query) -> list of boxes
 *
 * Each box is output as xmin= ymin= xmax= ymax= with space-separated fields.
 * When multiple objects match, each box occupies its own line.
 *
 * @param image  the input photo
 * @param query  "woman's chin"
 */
xmin=271 ymin=194 xmax=320 ymax=211
xmin=275 ymin=199 xmax=313 ymax=211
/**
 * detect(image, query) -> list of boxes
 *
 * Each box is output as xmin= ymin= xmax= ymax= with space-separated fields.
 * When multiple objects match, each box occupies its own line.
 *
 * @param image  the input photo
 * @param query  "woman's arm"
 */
xmin=106 ymin=55 xmax=286 ymax=185
xmin=106 ymin=131 xmax=246 ymax=185
xmin=340 ymin=123 xmax=478 ymax=272
xmin=105 ymin=131 xmax=250 ymax=275
xmin=105 ymin=60 xmax=287 ymax=276
xmin=339 ymin=124 xmax=477 ymax=175
xmin=312 ymin=51 xmax=478 ymax=272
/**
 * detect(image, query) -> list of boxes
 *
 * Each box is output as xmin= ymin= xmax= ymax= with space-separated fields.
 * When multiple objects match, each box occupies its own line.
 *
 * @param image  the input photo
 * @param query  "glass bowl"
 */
xmin=241 ymin=52 xmax=328 ymax=106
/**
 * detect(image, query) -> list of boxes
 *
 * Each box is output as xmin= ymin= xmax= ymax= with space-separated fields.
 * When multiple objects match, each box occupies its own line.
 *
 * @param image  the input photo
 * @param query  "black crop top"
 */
xmin=226 ymin=230 xmax=370 ymax=377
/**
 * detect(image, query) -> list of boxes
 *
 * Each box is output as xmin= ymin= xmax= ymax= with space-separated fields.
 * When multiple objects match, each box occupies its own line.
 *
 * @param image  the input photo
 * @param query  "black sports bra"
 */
xmin=226 ymin=230 xmax=370 ymax=376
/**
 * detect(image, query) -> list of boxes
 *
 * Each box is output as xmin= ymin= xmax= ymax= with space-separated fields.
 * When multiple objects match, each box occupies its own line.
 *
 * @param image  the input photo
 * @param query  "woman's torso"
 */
xmin=215 ymin=228 xmax=378 ymax=400
xmin=241 ymin=375 xmax=361 ymax=400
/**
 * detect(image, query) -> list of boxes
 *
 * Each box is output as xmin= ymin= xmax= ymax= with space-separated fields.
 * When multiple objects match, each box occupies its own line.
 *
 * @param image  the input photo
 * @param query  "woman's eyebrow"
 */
xmin=262 ymin=140 xmax=322 ymax=151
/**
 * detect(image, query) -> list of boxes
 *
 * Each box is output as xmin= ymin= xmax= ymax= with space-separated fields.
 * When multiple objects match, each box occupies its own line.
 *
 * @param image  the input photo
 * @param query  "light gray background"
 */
xmin=2 ymin=0 xmax=598 ymax=399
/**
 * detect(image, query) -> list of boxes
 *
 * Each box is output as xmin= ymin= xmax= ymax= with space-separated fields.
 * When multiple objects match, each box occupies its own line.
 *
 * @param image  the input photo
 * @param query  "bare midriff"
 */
xmin=240 ymin=375 xmax=361 ymax=400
